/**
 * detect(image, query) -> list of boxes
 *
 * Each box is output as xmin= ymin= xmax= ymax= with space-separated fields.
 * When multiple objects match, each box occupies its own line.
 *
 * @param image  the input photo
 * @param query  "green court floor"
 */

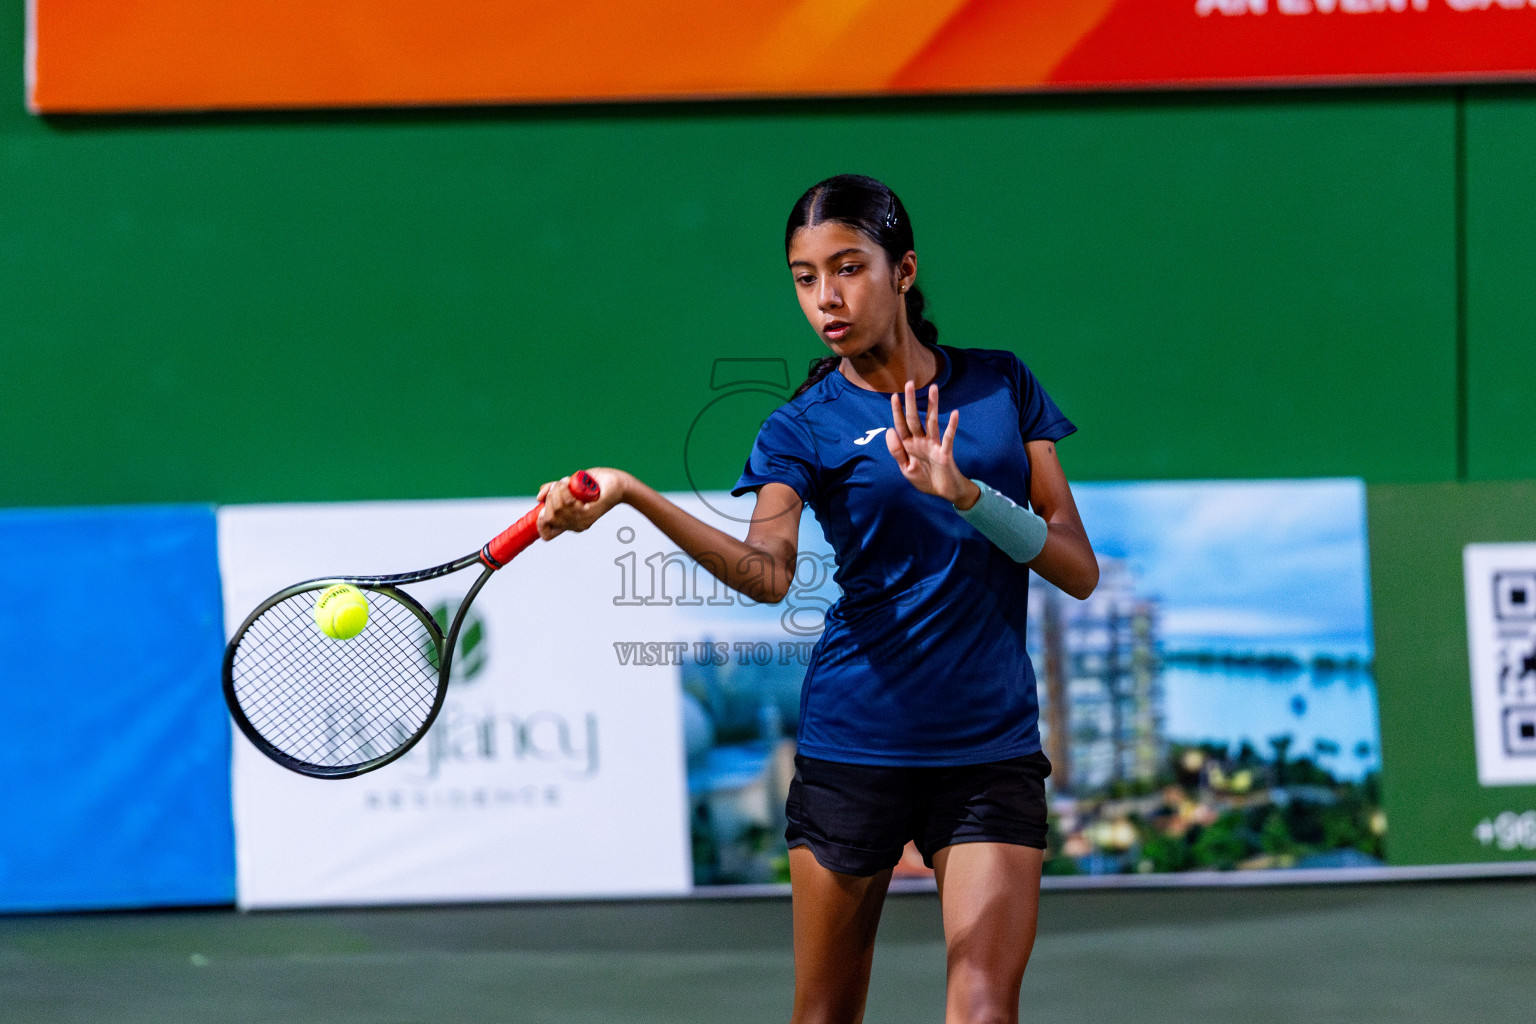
xmin=3 ymin=880 xmax=1531 ymax=1023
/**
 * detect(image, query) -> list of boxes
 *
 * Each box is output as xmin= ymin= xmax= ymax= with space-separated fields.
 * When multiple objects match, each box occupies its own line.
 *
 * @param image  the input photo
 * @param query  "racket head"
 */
xmin=222 ymin=579 xmax=449 ymax=779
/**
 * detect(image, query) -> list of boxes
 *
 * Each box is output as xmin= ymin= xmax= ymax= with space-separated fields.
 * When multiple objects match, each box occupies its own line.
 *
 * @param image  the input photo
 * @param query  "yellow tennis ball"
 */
xmin=314 ymin=584 xmax=369 ymax=640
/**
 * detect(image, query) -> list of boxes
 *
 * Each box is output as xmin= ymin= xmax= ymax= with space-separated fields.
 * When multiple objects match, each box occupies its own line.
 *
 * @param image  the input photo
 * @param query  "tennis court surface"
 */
xmin=4 ymin=879 xmax=1530 ymax=1023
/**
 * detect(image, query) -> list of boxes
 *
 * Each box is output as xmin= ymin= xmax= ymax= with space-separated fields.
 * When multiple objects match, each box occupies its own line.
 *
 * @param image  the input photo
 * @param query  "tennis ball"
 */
xmin=314 ymin=584 xmax=370 ymax=640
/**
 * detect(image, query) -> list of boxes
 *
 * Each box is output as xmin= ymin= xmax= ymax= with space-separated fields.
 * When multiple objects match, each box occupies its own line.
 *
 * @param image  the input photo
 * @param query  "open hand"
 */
xmin=885 ymin=382 xmax=979 ymax=507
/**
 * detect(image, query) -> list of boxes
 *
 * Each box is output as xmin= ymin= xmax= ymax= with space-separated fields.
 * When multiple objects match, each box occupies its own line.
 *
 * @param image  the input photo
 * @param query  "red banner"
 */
xmin=27 ymin=0 xmax=1536 ymax=114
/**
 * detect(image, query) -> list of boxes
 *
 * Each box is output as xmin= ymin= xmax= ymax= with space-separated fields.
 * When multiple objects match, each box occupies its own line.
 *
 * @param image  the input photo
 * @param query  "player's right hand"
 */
xmin=537 ymin=467 xmax=628 ymax=540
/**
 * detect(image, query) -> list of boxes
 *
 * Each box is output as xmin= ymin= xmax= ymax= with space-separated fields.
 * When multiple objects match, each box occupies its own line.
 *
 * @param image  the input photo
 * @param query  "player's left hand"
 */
xmin=885 ymin=382 xmax=979 ymax=508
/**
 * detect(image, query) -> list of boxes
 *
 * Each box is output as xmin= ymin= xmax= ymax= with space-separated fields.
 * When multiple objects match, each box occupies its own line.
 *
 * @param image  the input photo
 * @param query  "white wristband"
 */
xmin=954 ymin=478 xmax=1048 ymax=563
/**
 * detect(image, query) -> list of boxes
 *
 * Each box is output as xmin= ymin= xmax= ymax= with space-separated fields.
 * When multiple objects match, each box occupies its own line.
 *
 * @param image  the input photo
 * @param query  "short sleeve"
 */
xmin=1013 ymin=356 xmax=1076 ymax=444
xmin=731 ymin=407 xmax=819 ymax=502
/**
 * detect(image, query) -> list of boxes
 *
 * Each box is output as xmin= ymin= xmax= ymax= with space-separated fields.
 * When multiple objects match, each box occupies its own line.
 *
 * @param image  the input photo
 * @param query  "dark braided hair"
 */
xmin=785 ymin=174 xmax=938 ymax=400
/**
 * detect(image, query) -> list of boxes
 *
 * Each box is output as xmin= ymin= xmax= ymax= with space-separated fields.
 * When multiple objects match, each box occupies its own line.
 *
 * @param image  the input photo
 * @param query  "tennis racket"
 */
xmin=223 ymin=471 xmax=601 ymax=779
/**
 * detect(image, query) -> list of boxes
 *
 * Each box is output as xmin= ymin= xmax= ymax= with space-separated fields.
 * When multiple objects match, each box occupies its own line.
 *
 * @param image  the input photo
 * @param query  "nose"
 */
xmin=817 ymin=278 xmax=842 ymax=311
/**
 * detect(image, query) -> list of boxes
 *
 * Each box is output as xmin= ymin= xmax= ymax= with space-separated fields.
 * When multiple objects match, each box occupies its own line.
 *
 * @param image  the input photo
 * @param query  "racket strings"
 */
xmin=237 ymin=610 xmax=434 ymax=765
xmin=229 ymin=589 xmax=442 ymax=769
xmin=241 ymin=611 xmax=435 ymax=758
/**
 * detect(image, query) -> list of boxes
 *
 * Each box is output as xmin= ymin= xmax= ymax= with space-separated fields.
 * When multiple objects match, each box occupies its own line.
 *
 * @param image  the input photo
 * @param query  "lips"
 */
xmin=822 ymin=320 xmax=852 ymax=340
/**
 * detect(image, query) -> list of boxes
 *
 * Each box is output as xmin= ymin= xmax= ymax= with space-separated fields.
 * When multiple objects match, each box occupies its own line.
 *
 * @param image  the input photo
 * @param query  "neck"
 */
xmin=840 ymin=323 xmax=936 ymax=394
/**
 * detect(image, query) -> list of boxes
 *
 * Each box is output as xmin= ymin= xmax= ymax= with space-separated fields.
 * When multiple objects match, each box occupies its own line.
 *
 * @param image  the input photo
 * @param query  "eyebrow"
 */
xmin=789 ymin=247 xmax=869 ymax=269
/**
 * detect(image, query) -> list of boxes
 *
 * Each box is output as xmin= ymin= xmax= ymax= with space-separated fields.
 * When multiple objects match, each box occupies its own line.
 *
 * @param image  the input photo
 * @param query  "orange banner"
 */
xmin=26 ymin=0 xmax=1536 ymax=114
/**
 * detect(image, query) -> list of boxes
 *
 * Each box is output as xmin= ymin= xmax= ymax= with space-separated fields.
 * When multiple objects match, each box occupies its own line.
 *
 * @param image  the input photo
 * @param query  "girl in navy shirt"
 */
xmin=539 ymin=174 xmax=1098 ymax=1024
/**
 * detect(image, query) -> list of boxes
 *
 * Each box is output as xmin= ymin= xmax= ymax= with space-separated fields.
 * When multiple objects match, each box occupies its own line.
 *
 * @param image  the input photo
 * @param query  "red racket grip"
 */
xmin=480 ymin=471 xmax=601 ymax=569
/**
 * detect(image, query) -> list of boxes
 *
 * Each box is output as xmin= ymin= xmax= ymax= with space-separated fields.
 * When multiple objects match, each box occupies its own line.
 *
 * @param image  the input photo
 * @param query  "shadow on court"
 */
xmin=2 ymin=880 xmax=1531 ymax=1023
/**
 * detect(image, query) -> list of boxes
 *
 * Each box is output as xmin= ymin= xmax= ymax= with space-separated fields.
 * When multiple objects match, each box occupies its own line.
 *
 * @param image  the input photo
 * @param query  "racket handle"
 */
xmin=480 ymin=471 xmax=602 ymax=569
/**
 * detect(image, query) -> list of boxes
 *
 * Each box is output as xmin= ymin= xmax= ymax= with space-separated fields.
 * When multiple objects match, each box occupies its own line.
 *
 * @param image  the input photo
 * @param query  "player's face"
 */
xmin=787 ymin=221 xmax=915 ymax=359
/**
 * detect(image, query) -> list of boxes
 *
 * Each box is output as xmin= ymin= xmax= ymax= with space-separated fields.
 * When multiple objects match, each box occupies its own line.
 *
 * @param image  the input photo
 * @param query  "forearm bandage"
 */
xmin=954 ymin=478 xmax=1048 ymax=563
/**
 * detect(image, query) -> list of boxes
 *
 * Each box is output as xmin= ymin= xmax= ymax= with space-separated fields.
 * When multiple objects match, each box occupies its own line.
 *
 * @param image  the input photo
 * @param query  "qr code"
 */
xmin=1465 ymin=547 xmax=1536 ymax=785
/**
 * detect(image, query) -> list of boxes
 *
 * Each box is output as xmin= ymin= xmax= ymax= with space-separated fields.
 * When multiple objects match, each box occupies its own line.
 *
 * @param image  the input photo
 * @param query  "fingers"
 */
xmin=902 ymin=381 xmax=925 ymax=438
xmin=926 ymin=384 xmax=940 ymax=438
xmin=538 ymin=479 xmax=565 ymax=541
xmin=884 ymin=425 xmax=909 ymax=470
xmin=544 ymin=477 xmax=577 ymax=531
xmin=535 ymin=504 xmax=565 ymax=541
xmin=889 ymin=392 xmax=911 ymax=440
xmin=545 ymin=476 xmax=571 ymax=517
xmin=941 ymin=408 xmax=959 ymax=454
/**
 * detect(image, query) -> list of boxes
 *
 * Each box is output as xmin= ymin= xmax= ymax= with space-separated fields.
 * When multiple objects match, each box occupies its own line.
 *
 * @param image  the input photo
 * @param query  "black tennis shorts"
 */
xmin=784 ymin=750 xmax=1052 ymax=877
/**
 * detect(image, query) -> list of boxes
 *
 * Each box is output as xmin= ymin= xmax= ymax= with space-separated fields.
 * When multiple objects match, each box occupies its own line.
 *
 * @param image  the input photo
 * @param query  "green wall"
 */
xmin=1466 ymin=91 xmax=1536 ymax=482
xmin=4 ymin=0 xmax=1503 ymax=506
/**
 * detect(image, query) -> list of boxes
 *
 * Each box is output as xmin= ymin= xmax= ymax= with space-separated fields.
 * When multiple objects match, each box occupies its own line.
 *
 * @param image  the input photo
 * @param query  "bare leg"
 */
xmin=931 ymin=842 xmax=1045 ymax=1024
xmin=788 ymin=845 xmax=894 ymax=1024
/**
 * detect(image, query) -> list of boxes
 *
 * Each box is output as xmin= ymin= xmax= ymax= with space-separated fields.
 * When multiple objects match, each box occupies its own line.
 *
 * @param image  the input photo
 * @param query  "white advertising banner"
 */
xmin=1464 ymin=543 xmax=1536 ymax=787
xmin=219 ymin=492 xmax=796 ymax=908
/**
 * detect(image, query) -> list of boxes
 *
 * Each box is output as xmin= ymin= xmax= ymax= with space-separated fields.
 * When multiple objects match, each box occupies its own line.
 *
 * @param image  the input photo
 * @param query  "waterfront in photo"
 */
xmin=1162 ymin=662 xmax=1380 ymax=781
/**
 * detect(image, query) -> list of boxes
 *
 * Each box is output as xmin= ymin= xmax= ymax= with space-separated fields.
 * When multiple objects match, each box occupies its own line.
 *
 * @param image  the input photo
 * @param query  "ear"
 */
xmin=895 ymin=250 xmax=917 ymax=294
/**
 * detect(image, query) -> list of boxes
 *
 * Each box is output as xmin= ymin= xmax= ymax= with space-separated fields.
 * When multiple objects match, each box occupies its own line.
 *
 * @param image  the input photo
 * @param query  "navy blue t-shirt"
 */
xmin=732 ymin=345 xmax=1075 ymax=767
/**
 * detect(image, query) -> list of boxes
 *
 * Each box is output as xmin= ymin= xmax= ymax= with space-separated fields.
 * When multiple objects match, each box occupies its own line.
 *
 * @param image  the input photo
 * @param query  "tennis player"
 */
xmin=537 ymin=174 xmax=1098 ymax=1024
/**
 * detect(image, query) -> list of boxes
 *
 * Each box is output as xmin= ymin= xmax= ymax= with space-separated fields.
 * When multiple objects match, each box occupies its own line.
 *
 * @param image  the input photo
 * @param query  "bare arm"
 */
xmin=536 ymin=468 xmax=803 ymax=604
xmin=1021 ymin=440 xmax=1098 ymax=600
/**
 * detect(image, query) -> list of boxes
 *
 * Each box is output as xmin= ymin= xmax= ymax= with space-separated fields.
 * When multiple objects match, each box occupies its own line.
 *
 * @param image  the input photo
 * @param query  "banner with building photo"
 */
xmin=679 ymin=477 xmax=1385 ymax=886
xmin=1037 ymin=478 xmax=1382 ymax=876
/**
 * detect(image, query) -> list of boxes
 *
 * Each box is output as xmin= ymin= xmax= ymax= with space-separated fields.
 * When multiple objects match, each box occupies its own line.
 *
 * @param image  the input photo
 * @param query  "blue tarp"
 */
xmin=0 ymin=505 xmax=234 ymax=912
